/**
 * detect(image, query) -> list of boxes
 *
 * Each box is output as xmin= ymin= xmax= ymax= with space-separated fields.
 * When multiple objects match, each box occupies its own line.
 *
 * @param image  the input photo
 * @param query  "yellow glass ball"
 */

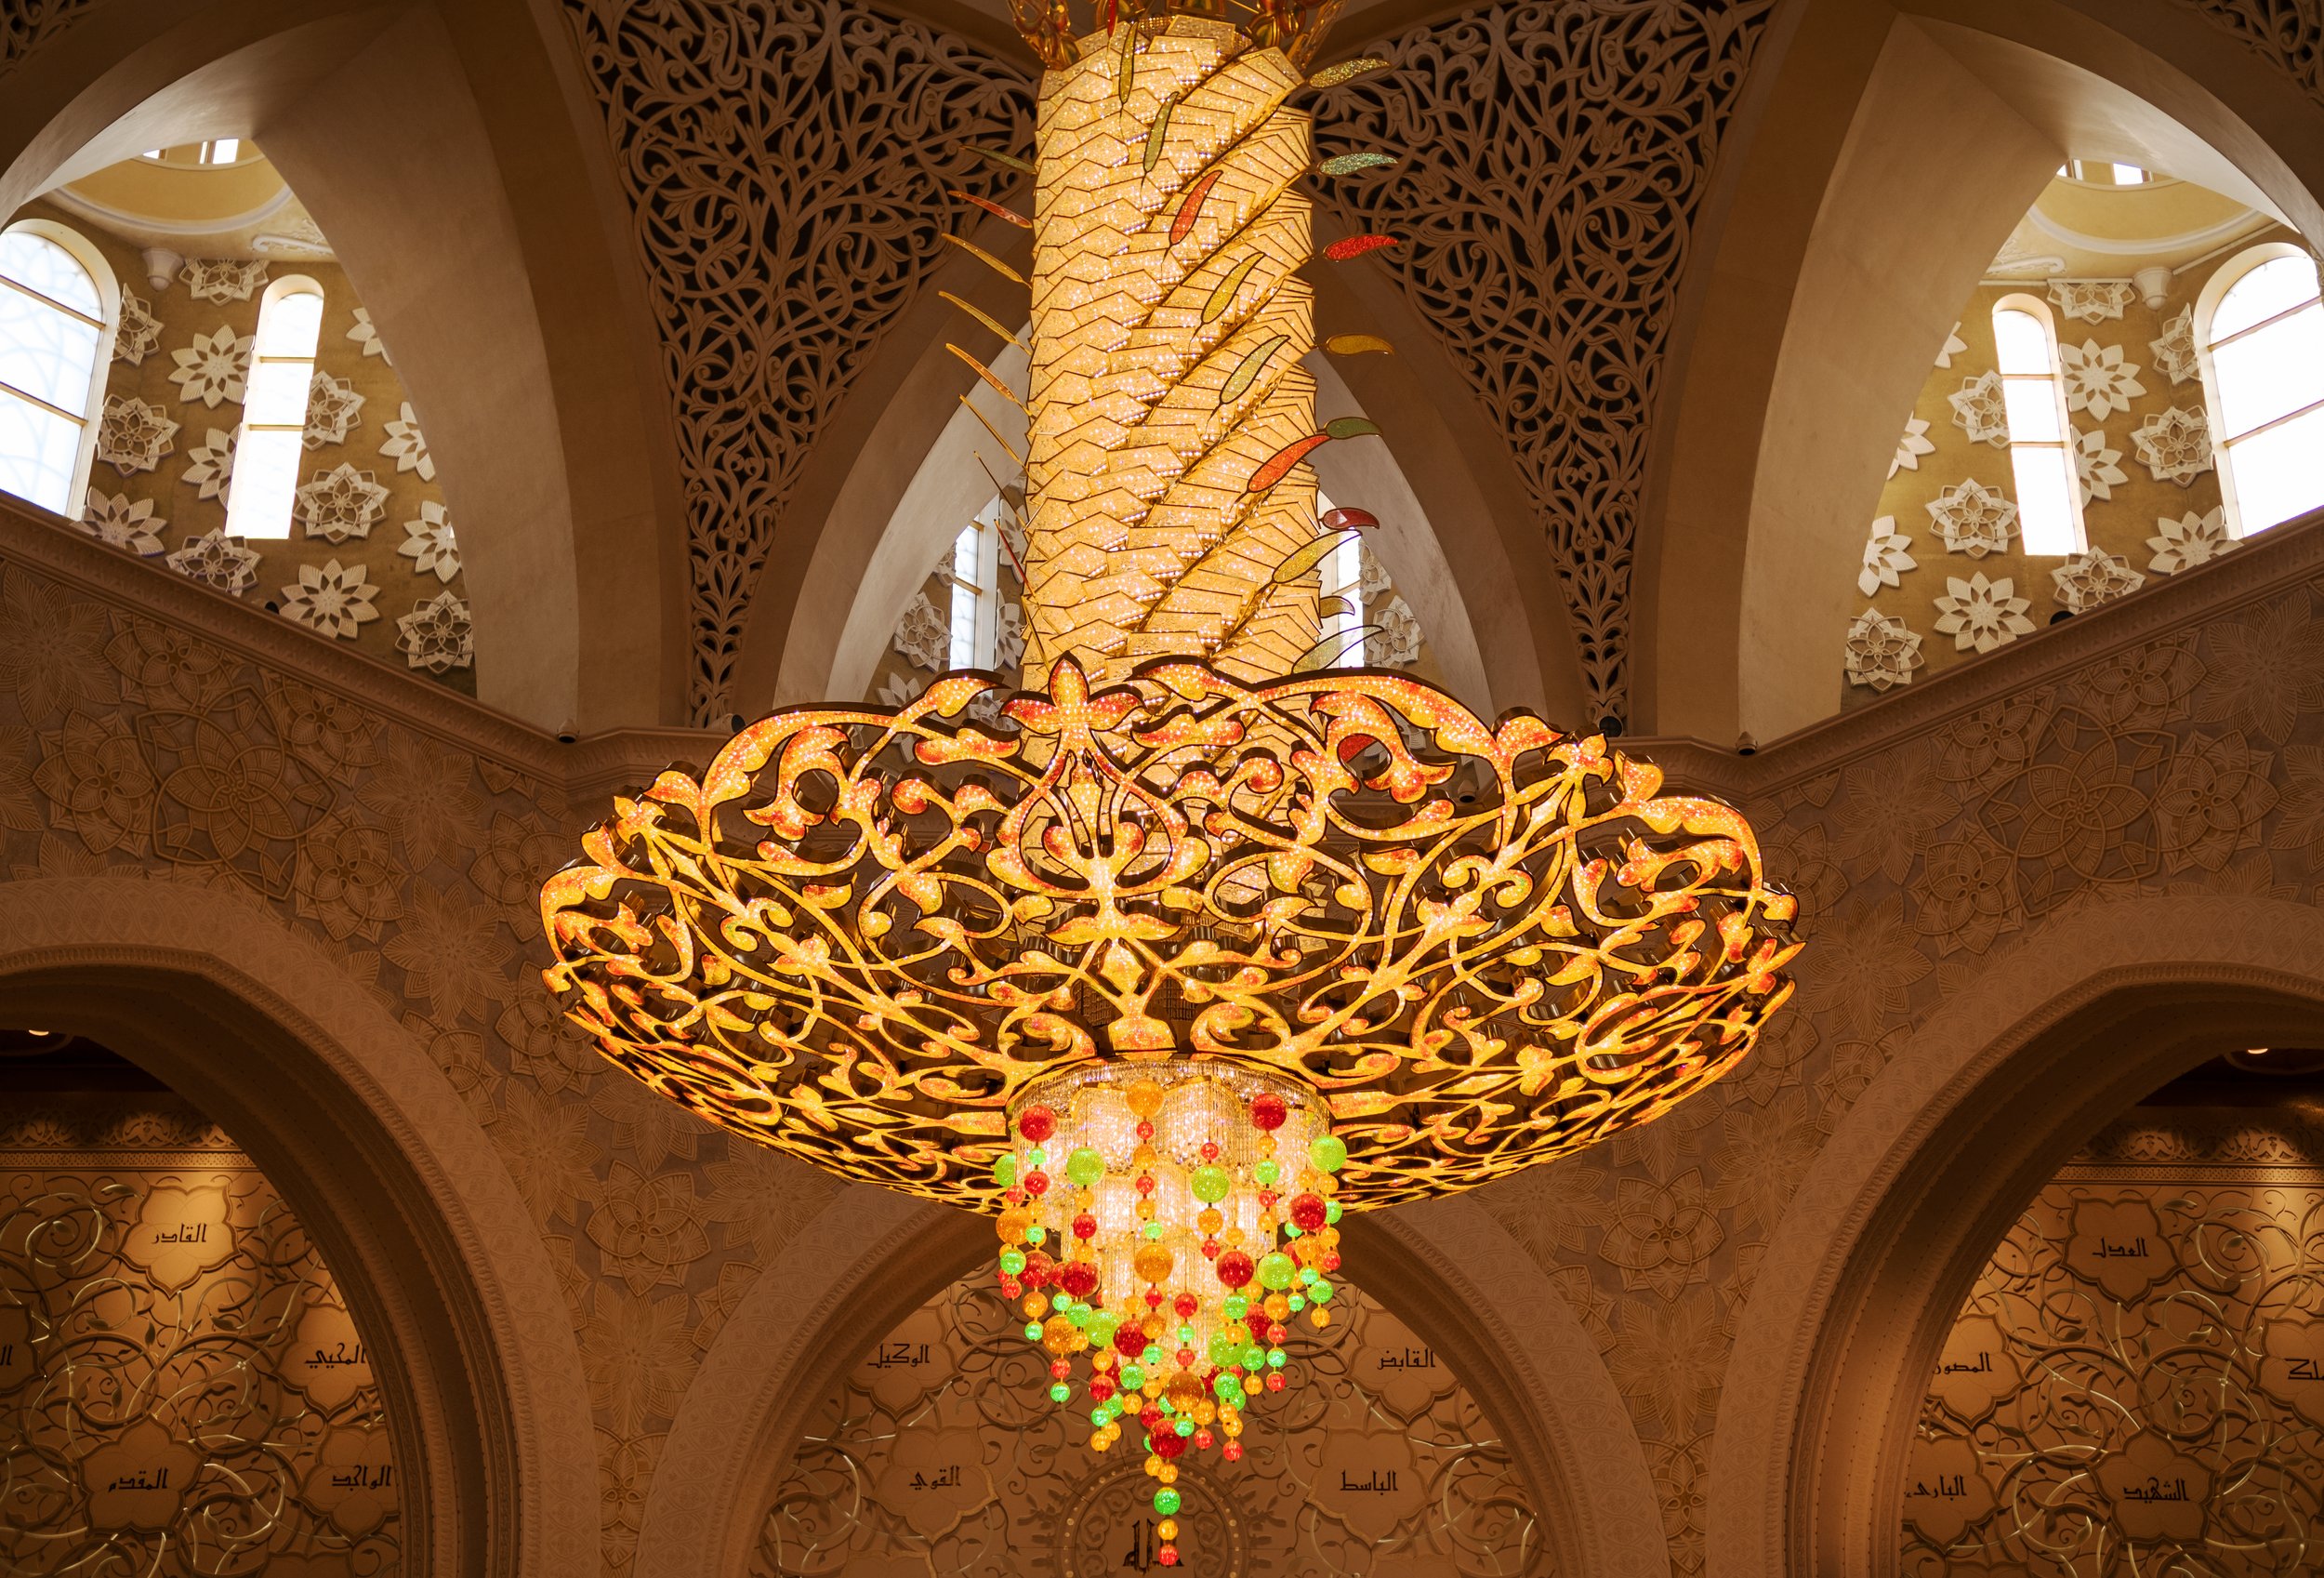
xmin=1263 ymin=1293 xmax=1290 ymax=1320
xmin=1144 ymin=1454 xmax=1161 ymax=1477
xmin=1310 ymin=1307 xmax=1332 ymax=1330
xmin=1158 ymin=1464 xmax=1179 ymax=1484
xmin=998 ymin=1207 xmax=1032 ymax=1242
xmin=1128 ymin=1079 xmax=1165 ymax=1118
xmin=1193 ymin=1399 xmax=1217 ymax=1425
xmin=1024 ymin=1292 xmax=1050 ymax=1319
xmin=1158 ymin=1519 xmax=1179 ymax=1541
xmin=1135 ymin=1199 xmax=1157 ymax=1221
xmin=1196 ymin=1208 xmax=1223 ymax=1235
xmin=1044 ymin=1313 xmax=1079 ymax=1353
xmin=1132 ymin=1243 xmax=1175 ymax=1283
xmin=1165 ymin=1372 xmax=1204 ymax=1410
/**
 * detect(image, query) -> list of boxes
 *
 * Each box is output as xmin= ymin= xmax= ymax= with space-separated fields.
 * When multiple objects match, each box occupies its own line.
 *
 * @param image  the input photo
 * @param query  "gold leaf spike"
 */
xmin=939 ymin=291 xmax=1028 ymax=353
xmin=946 ymin=344 xmax=1028 ymax=413
xmin=1290 ymin=625 xmax=1380 ymax=671
xmin=960 ymin=395 xmax=1024 ymax=469
xmin=949 ymin=189 xmax=1032 ymax=229
xmin=1202 ymin=253 xmax=1265 ymax=325
xmin=1218 ymin=334 xmax=1288 ymax=405
xmin=942 ymin=232 xmax=1025 ymax=285
xmin=1320 ymin=594 xmax=1356 ymax=618
xmin=1325 ymin=333 xmax=1394 ymax=356
xmin=1309 ymin=55 xmax=1389 ymax=87
xmin=962 ymin=144 xmax=1034 ymax=176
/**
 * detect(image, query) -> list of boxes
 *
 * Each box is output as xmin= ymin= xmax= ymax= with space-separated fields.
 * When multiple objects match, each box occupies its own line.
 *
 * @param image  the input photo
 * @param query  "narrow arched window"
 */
xmin=1319 ymin=496 xmax=1367 ymax=668
xmin=945 ymin=496 xmax=1008 ymax=669
xmin=2200 ymin=248 xmax=2324 ymax=536
xmin=1991 ymin=298 xmax=2083 ymax=554
xmin=225 ymin=276 xmax=324 ymax=538
xmin=0 ymin=222 xmax=117 ymax=515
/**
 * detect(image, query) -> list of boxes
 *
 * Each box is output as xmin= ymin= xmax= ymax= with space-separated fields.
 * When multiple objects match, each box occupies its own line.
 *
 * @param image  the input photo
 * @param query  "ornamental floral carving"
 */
xmin=280 ymin=560 xmax=381 ymax=640
xmin=1845 ymin=606 xmax=1922 ymax=689
xmin=303 ymin=372 xmax=365 ymax=447
xmin=166 ymin=324 xmax=251 ymax=408
xmin=2132 ymin=405 xmax=2213 ymax=485
xmin=78 ymin=490 xmax=165 ymax=556
xmin=1858 ymin=517 xmax=1918 ymax=597
xmin=2149 ymin=304 xmax=2199 ymax=385
xmin=1946 ymin=371 xmax=2009 ymax=447
xmin=2058 ymin=338 xmax=2146 ymax=420
xmin=2073 ymin=427 xmax=2129 ymax=504
xmin=297 ymin=463 xmax=391 ymax=543
xmin=1925 ymin=480 xmax=2017 ymax=558
xmin=182 ymin=429 xmax=235 ymax=504
xmin=178 ymin=257 xmax=268 ymax=303
xmin=397 ymin=501 xmax=460 ymax=582
xmin=1367 ymin=594 xmax=1423 ymax=667
xmin=1934 ymin=321 xmax=1966 ymax=367
xmin=378 ymin=402 xmax=434 ymax=481
xmin=1308 ymin=0 xmax=1778 ymax=723
xmin=95 ymin=394 xmax=178 ymax=475
xmin=112 ymin=291 xmax=161 ymax=365
xmin=163 ymin=527 xmax=261 ymax=596
xmin=2049 ymin=548 xmax=2145 ymax=614
xmin=348 ymin=306 xmax=390 ymax=364
xmin=1890 ymin=417 xmax=1934 ymax=479
xmin=396 ymin=590 xmax=473 ymax=672
xmin=2147 ymin=506 xmax=2238 ymax=574
xmin=1934 ymin=573 xmax=2034 ymax=654
xmin=891 ymin=590 xmax=949 ymax=672
xmin=2047 ymin=279 xmax=2134 ymax=325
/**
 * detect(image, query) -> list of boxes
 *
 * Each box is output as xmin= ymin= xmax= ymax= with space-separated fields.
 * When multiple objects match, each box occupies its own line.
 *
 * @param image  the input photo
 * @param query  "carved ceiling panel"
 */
xmin=1310 ymin=0 xmax=1776 ymax=724
xmin=558 ymin=0 xmax=1036 ymax=723
xmin=753 ymin=1269 xmax=1549 ymax=1577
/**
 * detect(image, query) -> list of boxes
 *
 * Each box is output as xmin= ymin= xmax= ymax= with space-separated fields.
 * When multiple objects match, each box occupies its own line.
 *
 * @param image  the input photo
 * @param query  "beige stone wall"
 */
xmin=19 ymin=197 xmax=476 ymax=696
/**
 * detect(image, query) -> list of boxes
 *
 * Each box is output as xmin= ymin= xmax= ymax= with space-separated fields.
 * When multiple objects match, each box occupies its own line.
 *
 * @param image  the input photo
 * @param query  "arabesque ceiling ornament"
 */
xmin=542 ymin=3 xmax=1801 ymax=1565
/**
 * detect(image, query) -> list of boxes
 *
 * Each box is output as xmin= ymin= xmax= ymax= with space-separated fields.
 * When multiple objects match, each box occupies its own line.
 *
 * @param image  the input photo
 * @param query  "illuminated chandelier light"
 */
xmin=541 ymin=3 xmax=1802 ymax=1567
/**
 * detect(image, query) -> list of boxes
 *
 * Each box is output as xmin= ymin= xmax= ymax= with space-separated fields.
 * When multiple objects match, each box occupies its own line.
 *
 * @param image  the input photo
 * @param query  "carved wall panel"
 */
xmin=2171 ymin=1 xmax=2324 ymax=103
xmin=1902 ymin=1108 xmax=2324 ymax=1575
xmin=0 ymin=1093 xmax=401 ymax=1575
xmin=557 ymin=0 xmax=1035 ymax=722
xmin=0 ymin=1 xmax=93 ymax=81
xmin=752 ymin=1269 xmax=1549 ymax=1578
xmin=1310 ymin=0 xmax=1777 ymax=723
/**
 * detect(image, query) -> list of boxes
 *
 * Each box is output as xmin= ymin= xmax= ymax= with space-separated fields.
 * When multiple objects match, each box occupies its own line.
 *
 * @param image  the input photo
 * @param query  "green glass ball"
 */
xmin=1254 ymin=1159 xmax=1281 ymax=1187
xmin=1174 ymin=1418 xmax=1195 ymax=1437
xmin=1120 ymin=1364 xmax=1146 ymax=1390
xmin=1091 ymin=1406 xmax=1114 ymax=1426
xmin=1027 ymin=1147 xmax=1048 ymax=1168
xmin=1065 ymin=1146 xmax=1105 ymax=1187
xmin=1258 ymin=1252 xmax=1296 ymax=1290
xmin=1024 ymin=1322 xmax=1045 ymax=1341
xmin=1310 ymin=1134 xmax=1348 ymax=1174
xmin=998 ymin=1249 xmax=1026 ymax=1274
xmin=1325 ymin=1200 xmax=1343 ymax=1224
xmin=1312 ymin=1280 xmax=1334 ymax=1304
xmin=1050 ymin=1382 xmax=1072 ymax=1402
xmin=1240 ymin=1343 xmax=1266 ymax=1369
xmin=1155 ymin=1489 xmax=1182 ymax=1517
xmin=993 ymin=1155 xmax=1019 ymax=1188
xmin=1266 ymin=1348 xmax=1287 ymax=1369
xmin=1223 ymin=1293 xmax=1249 ymax=1320
xmin=1286 ymin=1293 xmax=1305 ymax=1313
xmin=1189 ymin=1163 xmax=1231 ymax=1203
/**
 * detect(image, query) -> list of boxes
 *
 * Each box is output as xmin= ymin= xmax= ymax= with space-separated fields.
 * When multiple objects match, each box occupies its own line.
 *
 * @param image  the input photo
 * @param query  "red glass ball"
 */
xmin=1135 ymin=1174 xmax=1155 ymax=1195
xmin=1195 ymin=1427 xmax=1214 ymax=1451
xmin=1135 ymin=1120 xmax=1155 ymax=1140
xmin=1321 ymin=1252 xmax=1341 ymax=1273
xmin=1140 ymin=1404 xmax=1165 ymax=1431
xmin=1073 ymin=1213 xmax=1098 ymax=1240
xmin=1249 ymin=1092 xmax=1287 ymax=1131
xmin=1050 ymin=1359 xmax=1071 ymax=1379
xmin=1060 ymin=1262 xmax=1099 ymax=1298
xmin=1199 ymin=1140 xmax=1220 ymax=1160
xmin=1024 ymin=1171 xmax=1050 ymax=1197
xmin=1200 ymin=1240 xmax=1222 ymax=1261
xmin=1158 ymin=1547 xmax=1181 ymax=1567
xmin=1116 ymin=1324 xmax=1148 ymax=1358
xmin=1214 ymin=1251 xmax=1254 ymax=1289
xmin=1222 ymin=1440 xmax=1244 ymax=1462
xmin=1289 ymin=1193 xmax=1327 ymax=1231
xmin=998 ymin=1274 xmax=1022 ymax=1298
xmin=1018 ymin=1105 xmax=1056 ymax=1143
xmin=1177 ymin=1347 xmax=1196 ymax=1369
xmin=1090 ymin=1376 xmax=1116 ymax=1402
xmin=1264 ymin=1371 xmax=1287 ymax=1392
xmin=1152 ymin=1427 xmax=1187 ymax=1459
xmin=1023 ymin=1250 xmax=1054 ymax=1288
xmin=1266 ymin=1322 xmax=1287 ymax=1344
xmin=1173 ymin=1293 xmax=1198 ymax=1319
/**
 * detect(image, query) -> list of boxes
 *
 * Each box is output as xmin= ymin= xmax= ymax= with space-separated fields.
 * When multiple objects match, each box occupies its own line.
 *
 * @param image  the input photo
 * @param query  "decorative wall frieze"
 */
xmin=1310 ymin=0 xmax=1778 ymax=724
xmin=2169 ymin=0 xmax=2324 ymax=104
xmin=556 ymin=0 xmax=1036 ymax=723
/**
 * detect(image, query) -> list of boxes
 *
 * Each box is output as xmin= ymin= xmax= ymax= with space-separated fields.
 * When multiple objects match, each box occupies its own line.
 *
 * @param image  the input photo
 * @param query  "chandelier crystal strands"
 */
xmin=540 ymin=1 xmax=1802 ymax=1567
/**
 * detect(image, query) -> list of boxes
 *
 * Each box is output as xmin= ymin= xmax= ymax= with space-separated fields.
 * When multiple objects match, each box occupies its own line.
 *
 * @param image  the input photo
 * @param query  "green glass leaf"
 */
xmin=1143 ymin=99 xmax=1175 ymax=174
xmin=1292 ymin=625 xmax=1382 ymax=672
xmin=1318 ymin=152 xmax=1397 ymax=178
xmin=1273 ymin=527 xmax=1361 ymax=585
xmin=1218 ymin=334 xmax=1288 ymax=404
xmin=963 ymin=144 xmax=1034 ymax=177
xmin=1323 ymin=417 xmax=1381 ymax=441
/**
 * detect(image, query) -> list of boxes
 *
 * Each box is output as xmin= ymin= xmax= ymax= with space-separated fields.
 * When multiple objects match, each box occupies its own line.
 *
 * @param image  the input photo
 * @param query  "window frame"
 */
xmin=224 ymin=273 xmax=324 ymax=539
xmin=944 ymin=496 xmax=1008 ymax=670
xmin=1988 ymin=293 xmax=2086 ymax=555
xmin=2193 ymin=241 xmax=2324 ymax=539
xmin=0 ymin=219 xmax=121 ymax=518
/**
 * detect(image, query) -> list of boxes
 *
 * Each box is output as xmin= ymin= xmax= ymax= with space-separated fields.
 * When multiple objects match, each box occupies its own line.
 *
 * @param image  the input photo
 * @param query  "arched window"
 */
xmin=225 ymin=276 xmax=323 ymax=538
xmin=944 ymin=496 xmax=1009 ymax=669
xmin=0 ymin=221 xmax=118 ymax=515
xmin=1991 ymin=298 xmax=2083 ymax=555
xmin=2199 ymin=246 xmax=2324 ymax=537
xmin=1319 ymin=494 xmax=1367 ymax=668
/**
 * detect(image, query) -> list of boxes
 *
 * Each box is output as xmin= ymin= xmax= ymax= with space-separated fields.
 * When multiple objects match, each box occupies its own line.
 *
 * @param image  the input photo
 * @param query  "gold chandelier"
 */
xmin=542 ymin=2 xmax=1800 ymax=1565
